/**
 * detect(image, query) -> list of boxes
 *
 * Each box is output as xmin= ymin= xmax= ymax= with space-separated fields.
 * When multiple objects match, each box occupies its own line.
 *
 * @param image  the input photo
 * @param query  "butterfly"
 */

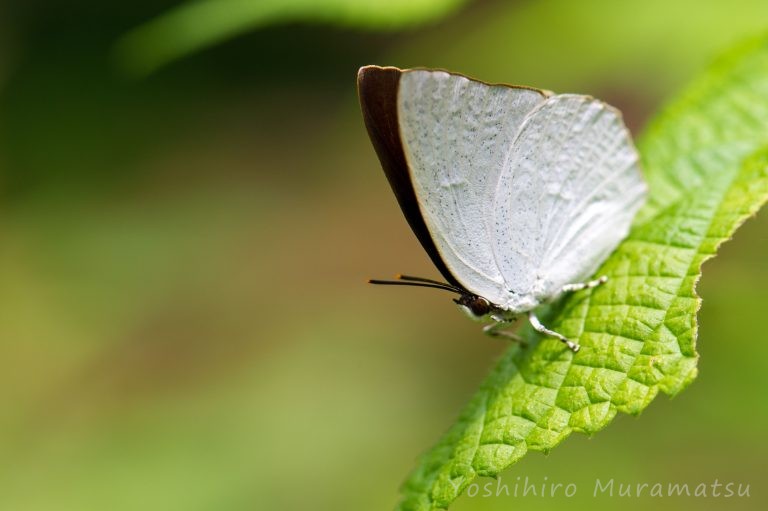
xmin=357 ymin=65 xmax=646 ymax=352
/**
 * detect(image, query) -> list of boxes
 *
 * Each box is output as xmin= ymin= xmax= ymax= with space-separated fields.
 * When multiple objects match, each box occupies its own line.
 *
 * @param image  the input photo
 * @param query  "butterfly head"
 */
xmin=454 ymin=294 xmax=492 ymax=319
xmin=367 ymin=274 xmax=496 ymax=318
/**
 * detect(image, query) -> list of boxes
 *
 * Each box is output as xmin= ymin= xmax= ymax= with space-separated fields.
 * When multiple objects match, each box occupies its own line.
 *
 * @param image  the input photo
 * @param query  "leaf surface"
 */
xmin=398 ymin=34 xmax=768 ymax=511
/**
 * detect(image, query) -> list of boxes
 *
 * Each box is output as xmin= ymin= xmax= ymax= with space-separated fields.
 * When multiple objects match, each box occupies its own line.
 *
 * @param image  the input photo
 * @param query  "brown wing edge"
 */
xmin=356 ymin=65 xmax=465 ymax=290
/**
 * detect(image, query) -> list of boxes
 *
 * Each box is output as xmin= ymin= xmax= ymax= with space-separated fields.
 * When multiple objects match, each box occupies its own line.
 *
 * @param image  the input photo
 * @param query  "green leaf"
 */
xmin=114 ymin=0 xmax=468 ymax=76
xmin=398 ymin=34 xmax=768 ymax=511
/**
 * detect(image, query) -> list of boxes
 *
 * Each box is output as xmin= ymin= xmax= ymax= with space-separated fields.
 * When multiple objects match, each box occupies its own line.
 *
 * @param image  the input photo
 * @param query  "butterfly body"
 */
xmin=358 ymin=66 xmax=646 ymax=351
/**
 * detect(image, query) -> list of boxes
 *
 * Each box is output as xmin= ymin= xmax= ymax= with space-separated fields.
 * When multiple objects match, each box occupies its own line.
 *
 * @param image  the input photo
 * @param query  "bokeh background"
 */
xmin=1 ymin=1 xmax=766 ymax=510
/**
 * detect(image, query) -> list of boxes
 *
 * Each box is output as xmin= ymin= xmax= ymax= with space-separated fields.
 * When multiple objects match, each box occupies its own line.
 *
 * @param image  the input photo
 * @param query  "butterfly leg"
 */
xmin=483 ymin=321 xmax=527 ymax=346
xmin=559 ymin=275 xmax=608 ymax=294
xmin=528 ymin=311 xmax=580 ymax=352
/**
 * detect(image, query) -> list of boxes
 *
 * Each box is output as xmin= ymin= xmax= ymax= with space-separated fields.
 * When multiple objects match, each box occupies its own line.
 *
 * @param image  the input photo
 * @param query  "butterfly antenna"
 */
xmin=368 ymin=278 xmax=462 ymax=294
xmin=394 ymin=274 xmax=462 ymax=290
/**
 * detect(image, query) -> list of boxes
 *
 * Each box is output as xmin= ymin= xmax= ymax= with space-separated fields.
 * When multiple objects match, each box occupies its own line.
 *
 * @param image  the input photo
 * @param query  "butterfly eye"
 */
xmin=469 ymin=297 xmax=491 ymax=316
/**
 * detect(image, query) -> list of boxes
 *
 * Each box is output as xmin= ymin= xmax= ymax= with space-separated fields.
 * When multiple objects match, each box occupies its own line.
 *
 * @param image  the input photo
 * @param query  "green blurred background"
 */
xmin=0 ymin=1 xmax=766 ymax=510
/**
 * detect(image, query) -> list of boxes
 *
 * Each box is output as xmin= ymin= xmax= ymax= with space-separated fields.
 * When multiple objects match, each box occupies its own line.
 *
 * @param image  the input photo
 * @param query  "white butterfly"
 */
xmin=358 ymin=66 xmax=646 ymax=352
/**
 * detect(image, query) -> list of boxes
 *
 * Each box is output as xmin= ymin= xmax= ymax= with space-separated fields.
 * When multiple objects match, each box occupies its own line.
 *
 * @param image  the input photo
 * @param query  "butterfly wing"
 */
xmin=358 ymin=66 xmax=465 ymax=288
xmin=358 ymin=66 xmax=645 ymax=310
xmin=492 ymin=94 xmax=646 ymax=310
xmin=359 ymin=67 xmax=548 ymax=304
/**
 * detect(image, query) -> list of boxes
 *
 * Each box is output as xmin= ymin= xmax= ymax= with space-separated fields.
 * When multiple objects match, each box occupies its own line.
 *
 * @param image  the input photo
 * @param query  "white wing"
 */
xmin=492 ymin=95 xmax=646 ymax=311
xmin=397 ymin=69 xmax=548 ymax=305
